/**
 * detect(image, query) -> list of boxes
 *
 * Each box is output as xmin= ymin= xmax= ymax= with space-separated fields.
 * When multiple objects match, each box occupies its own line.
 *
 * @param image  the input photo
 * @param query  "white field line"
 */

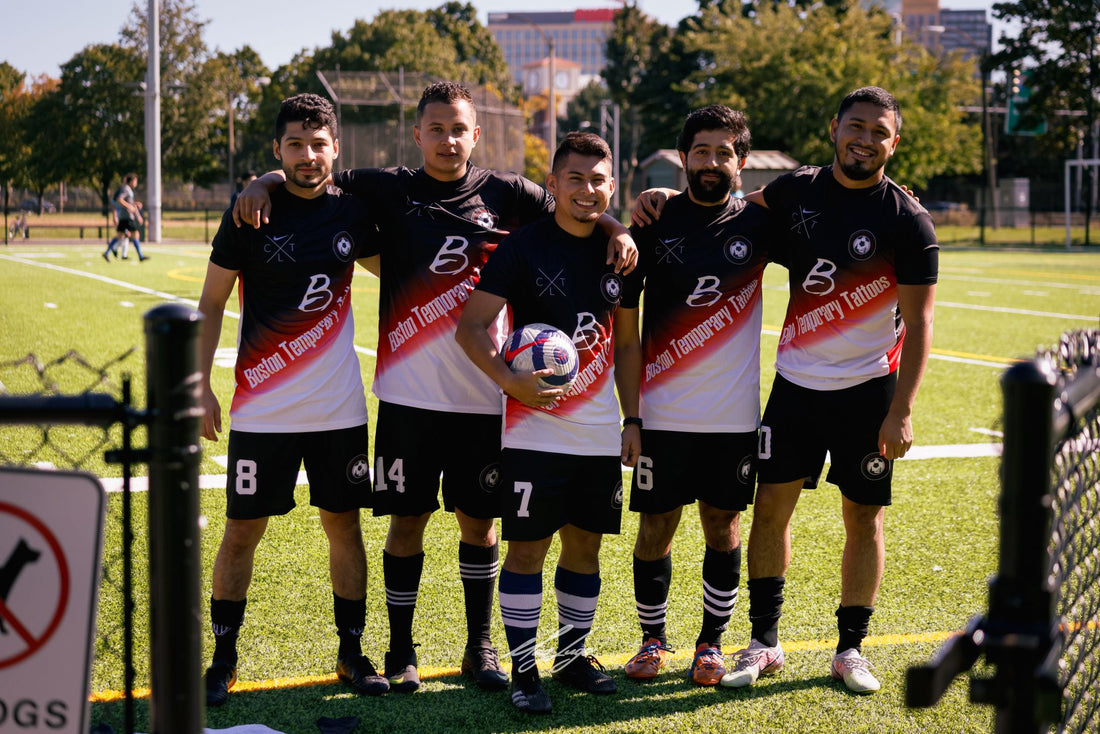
xmin=0 ymin=252 xmax=377 ymax=358
xmin=935 ymin=300 xmax=1096 ymax=322
xmin=938 ymin=270 xmax=1100 ymax=295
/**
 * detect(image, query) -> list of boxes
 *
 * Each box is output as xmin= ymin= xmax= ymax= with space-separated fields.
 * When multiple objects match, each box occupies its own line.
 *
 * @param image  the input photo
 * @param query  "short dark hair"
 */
xmin=551 ymin=132 xmax=613 ymax=174
xmin=676 ymin=105 xmax=751 ymax=158
xmin=124 ymin=173 xmax=138 ymax=185
xmin=837 ymin=86 xmax=902 ymax=132
xmin=275 ymin=93 xmax=338 ymax=142
xmin=417 ymin=82 xmax=475 ymax=122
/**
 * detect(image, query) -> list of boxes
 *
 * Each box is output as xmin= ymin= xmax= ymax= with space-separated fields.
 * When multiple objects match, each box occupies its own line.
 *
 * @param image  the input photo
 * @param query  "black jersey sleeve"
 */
xmin=209 ymin=207 xmax=246 ymax=271
xmin=896 ymin=210 xmax=939 ymax=285
xmin=475 ymin=231 xmax=523 ymax=300
xmin=509 ymin=172 xmax=555 ymax=225
xmin=332 ymin=167 xmax=399 ymax=199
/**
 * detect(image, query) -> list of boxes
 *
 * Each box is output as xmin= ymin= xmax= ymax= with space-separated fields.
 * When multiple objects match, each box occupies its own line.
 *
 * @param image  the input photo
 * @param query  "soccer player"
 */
xmin=621 ymin=106 xmax=775 ymax=686
xmin=233 ymin=82 xmax=637 ymax=693
xmin=103 ymin=173 xmax=148 ymax=262
xmin=719 ymin=86 xmax=938 ymax=693
xmin=197 ymin=93 xmax=387 ymax=706
xmin=455 ymin=131 xmax=642 ymax=714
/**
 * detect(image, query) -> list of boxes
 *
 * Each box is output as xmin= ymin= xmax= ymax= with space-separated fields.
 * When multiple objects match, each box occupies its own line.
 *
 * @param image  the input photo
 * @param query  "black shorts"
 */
xmin=757 ymin=373 xmax=897 ymax=506
xmin=371 ymin=401 xmax=503 ymax=519
xmin=116 ymin=218 xmax=137 ymax=234
xmin=500 ymin=448 xmax=624 ymax=542
xmin=629 ymin=429 xmax=756 ymax=514
xmin=225 ymin=424 xmax=372 ymax=520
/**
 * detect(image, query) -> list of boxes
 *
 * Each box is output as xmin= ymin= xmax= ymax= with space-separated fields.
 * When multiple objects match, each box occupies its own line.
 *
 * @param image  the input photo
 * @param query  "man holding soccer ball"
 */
xmin=456 ymin=132 xmax=642 ymax=714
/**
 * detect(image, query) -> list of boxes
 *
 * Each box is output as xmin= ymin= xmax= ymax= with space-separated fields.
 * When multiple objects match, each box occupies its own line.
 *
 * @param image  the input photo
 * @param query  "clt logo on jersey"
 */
xmin=861 ymin=452 xmax=891 ymax=481
xmin=537 ymin=267 xmax=567 ymax=297
xmin=600 ymin=273 xmax=623 ymax=304
xmin=430 ymin=235 xmax=470 ymax=275
xmin=572 ymin=312 xmax=604 ymax=353
xmin=471 ymin=207 xmax=498 ymax=230
xmin=791 ymin=205 xmax=821 ymax=239
xmin=264 ymin=233 xmax=297 ymax=263
xmin=802 ymin=258 xmax=837 ymax=296
xmin=724 ymin=236 xmax=752 ymax=264
xmin=346 ymin=454 xmax=371 ymax=484
xmin=848 ymin=230 xmax=876 ymax=261
xmin=332 ymin=231 xmax=355 ymax=262
xmin=657 ymin=237 xmax=685 ymax=264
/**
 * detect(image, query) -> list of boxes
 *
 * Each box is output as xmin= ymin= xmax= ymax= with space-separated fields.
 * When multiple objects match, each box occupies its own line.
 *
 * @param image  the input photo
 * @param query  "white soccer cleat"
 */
xmin=831 ymin=648 xmax=880 ymax=694
xmin=719 ymin=639 xmax=784 ymax=688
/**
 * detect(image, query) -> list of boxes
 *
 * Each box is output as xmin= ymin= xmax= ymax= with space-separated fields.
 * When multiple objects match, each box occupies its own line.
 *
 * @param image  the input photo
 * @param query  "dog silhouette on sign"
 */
xmin=0 ymin=538 xmax=41 ymax=634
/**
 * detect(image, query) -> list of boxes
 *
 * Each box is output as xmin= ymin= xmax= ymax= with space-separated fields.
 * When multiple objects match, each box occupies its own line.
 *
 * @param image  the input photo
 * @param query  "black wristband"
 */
xmin=622 ymin=416 xmax=643 ymax=429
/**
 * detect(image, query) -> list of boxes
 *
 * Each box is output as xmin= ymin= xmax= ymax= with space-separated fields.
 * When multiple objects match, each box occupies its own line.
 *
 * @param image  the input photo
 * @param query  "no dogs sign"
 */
xmin=0 ymin=468 xmax=106 ymax=733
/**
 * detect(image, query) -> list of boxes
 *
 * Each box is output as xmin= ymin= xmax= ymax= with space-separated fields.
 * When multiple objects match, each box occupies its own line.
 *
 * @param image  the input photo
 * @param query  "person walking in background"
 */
xmin=103 ymin=173 xmax=148 ymax=262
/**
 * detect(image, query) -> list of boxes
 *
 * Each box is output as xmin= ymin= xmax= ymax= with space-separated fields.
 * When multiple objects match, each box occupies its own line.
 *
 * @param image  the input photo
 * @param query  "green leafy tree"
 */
xmin=679 ymin=2 xmax=981 ymax=188
xmin=0 ymin=63 xmax=32 ymax=215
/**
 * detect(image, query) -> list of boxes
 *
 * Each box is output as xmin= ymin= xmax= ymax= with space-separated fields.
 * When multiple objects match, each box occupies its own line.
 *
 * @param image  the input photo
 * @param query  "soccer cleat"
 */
xmin=204 ymin=660 xmax=237 ymax=707
xmin=624 ymin=638 xmax=674 ymax=680
xmin=384 ymin=648 xmax=421 ymax=693
xmin=102 ymin=252 xmax=110 ymax=262
xmin=511 ymin=667 xmax=552 ymax=714
xmin=831 ymin=648 xmax=880 ymax=694
xmin=551 ymin=653 xmax=618 ymax=694
xmin=336 ymin=654 xmax=390 ymax=696
xmin=690 ymin=643 xmax=726 ymax=686
xmin=461 ymin=645 xmax=509 ymax=691
xmin=719 ymin=639 xmax=785 ymax=688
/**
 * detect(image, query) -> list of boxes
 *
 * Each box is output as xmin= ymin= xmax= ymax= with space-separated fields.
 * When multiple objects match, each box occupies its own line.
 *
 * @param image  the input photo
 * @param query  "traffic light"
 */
xmin=1005 ymin=68 xmax=1047 ymax=136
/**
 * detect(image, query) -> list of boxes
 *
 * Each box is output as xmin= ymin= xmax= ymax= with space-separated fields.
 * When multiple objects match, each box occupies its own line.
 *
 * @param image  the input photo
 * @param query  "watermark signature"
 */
xmin=503 ymin=625 xmax=597 ymax=674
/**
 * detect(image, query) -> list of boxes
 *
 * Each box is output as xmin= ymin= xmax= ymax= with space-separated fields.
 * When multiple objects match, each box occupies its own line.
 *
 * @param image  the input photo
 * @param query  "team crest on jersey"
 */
xmin=600 ymin=273 xmax=623 ymax=304
xmin=332 ymin=231 xmax=355 ymax=262
xmin=723 ymin=236 xmax=752 ymax=265
xmin=479 ymin=462 xmax=502 ymax=492
xmin=346 ymin=454 xmax=371 ymax=484
xmin=611 ymin=480 xmax=624 ymax=510
xmin=860 ymin=452 xmax=891 ymax=481
xmin=848 ymin=230 xmax=876 ymax=261
xmin=471 ymin=207 xmax=498 ymax=230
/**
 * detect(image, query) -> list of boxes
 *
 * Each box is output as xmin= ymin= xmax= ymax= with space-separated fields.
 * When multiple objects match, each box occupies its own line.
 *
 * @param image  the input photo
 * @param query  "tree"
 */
xmin=990 ymin=0 xmax=1099 ymax=238
xmin=678 ymin=2 xmax=981 ymax=188
xmin=0 ymin=63 xmax=32 ymax=217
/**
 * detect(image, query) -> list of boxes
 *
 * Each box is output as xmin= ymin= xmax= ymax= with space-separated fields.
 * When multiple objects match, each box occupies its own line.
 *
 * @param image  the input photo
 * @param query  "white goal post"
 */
xmin=1065 ymin=158 xmax=1100 ymax=249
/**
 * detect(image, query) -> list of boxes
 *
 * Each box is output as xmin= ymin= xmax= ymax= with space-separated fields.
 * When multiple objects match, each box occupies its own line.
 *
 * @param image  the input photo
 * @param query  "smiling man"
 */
xmin=721 ymin=86 xmax=938 ymax=695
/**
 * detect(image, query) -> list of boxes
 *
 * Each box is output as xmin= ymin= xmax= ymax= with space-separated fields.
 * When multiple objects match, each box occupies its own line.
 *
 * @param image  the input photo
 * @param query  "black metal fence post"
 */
xmin=980 ymin=359 xmax=1059 ymax=733
xmin=144 ymin=304 xmax=204 ymax=734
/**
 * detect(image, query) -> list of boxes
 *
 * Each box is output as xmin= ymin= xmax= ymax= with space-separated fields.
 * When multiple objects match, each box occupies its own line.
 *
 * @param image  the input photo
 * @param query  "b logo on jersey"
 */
xmin=687 ymin=275 xmax=722 ymax=308
xmin=860 ymin=452 xmax=891 ymax=481
xmin=479 ymin=462 xmax=502 ymax=493
xmin=264 ymin=234 xmax=296 ymax=263
xmin=802 ymin=258 xmax=837 ymax=296
xmin=723 ymin=236 xmax=752 ymax=264
xmin=430 ymin=235 xmax=470 ymax=275
xmin=572 ymin=312 xmax=604 ymax=353
xmin=611 ymin=480 xmax=624 ymax=510
xmin=346 ymin=454 xmax=371 ymax=484
xmin=471 ymin=207 xmax=498 ymax=230
xmin=848 ymin=230 xmax=876 ymax=261
xmin=332 ymin=231 xmax=355 ymax=262
xmin=600 ymin=273 xmax=623 ymax=304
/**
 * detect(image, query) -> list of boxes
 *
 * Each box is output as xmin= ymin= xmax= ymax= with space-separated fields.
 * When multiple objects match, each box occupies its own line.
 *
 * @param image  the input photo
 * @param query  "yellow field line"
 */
xmin=88 ymin=629 xmax=962 ymax=702
xmin=930 ymin=348 xmax=1020 ymax=365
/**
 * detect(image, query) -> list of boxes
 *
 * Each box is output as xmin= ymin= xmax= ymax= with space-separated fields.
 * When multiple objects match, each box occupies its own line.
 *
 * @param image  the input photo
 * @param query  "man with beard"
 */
xmin=720 ymin=86 xmax=938 ymax=694
xmin=620 ymin=106 xmax=777 ymax=686
xmin=198 ymin=93 xmax=388 ymax=705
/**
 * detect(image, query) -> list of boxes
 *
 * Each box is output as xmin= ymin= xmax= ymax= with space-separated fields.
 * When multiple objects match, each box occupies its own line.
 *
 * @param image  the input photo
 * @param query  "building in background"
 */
xmin=863 ymin=0 xmax=992 ymax=59
xmin=487 ymin=10 xmax=616 ymax=85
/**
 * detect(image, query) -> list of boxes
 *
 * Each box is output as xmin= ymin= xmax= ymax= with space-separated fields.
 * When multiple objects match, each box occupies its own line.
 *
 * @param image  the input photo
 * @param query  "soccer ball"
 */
xmin=503 ymin=323 xmax=580 ymax=392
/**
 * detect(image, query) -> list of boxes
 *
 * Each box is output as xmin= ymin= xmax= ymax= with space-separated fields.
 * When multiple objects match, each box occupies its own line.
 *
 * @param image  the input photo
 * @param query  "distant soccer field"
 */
xmin=1 ymin=243 xmax=1098 ymax=733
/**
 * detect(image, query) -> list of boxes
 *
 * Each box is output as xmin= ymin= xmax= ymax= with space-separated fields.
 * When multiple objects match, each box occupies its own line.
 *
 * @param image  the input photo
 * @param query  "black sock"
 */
xmin=698 ymin=545 xmax=740 ymax=649
xmin=459 ymin=541 xmax=499 ymax=649
xmin=334 ymin=593 xmax=366 ymax=661
xmin=747 ymin=577 xmax=785 ymax=648
xmin=383 ymin=550 xmax=424 ymax=654
xmin=210 ymin=597 xmax=246 ymax=666
xmin=836 ymin=605 xmax=874 ymax=654
xmin=632 ymin=553 xmax=672 ymax=644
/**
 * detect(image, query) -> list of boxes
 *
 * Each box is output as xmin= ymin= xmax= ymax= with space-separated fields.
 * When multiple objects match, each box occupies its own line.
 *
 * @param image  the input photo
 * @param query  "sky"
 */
xmin=5 ymin=0 xmax=999 ymax=82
